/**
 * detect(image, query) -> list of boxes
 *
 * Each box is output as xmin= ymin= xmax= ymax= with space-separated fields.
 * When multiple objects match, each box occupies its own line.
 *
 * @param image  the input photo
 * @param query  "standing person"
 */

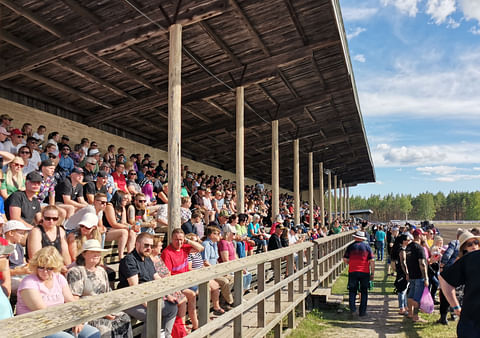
xmin=405 ymin=229 xmax=429 ymax=323
xmin=395 ymin=234 xmax=411 ymax=315
xmin=375 ymin=225 xmax=386 ymax=261
xmin=118 ymin=233 xmax=178 ymax=338
xmin=439 ymin=231 xmax=480 ymax=338
xmin=343 ymin=231 xmax=375 ymax=317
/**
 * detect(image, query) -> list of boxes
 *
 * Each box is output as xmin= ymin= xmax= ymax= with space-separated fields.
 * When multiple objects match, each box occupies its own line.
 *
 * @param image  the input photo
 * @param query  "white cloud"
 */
xmin=435 ymin=174 xmax=480 ymax=182
xmin=372 ymin=143 xmax=480 ymax=167
xmin=459 ymin=0 xmax=480 ymax=22
xmin=382 ymin=0 xmax=420 ymax=17
xmin=342 ymin=7 xmax=379 ymax=21
xmin=416 ymin=165 xmax=459 ymax=175
xmin=354 ymin=54 xmax=366 ymax=62
xmin=347 ymin=27 xmax=367 ymax=39
xmin=469 ymin=26 xmax=480 ymax=34
xmin=426 ymin=0 xmax=456 ymax=24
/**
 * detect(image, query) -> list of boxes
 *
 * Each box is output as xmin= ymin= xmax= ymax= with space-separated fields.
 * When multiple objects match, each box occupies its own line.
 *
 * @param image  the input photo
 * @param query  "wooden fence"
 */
xmin=1 ymin=231 xmax=354 ymax=338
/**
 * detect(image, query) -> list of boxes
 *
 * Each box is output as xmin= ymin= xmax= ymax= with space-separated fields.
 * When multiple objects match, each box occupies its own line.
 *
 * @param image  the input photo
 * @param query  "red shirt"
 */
xmin=344 ymin=241 xmax=373 ymax=273
xmin=161 ymin=244 xmax=192 ymax=275
xmin=112 ymin=172 xmax=127 ymax=192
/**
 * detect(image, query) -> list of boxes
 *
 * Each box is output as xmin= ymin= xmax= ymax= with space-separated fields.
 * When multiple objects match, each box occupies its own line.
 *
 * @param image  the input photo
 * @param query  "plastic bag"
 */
xmin=420 ymin=286 xmax=434 ymax=314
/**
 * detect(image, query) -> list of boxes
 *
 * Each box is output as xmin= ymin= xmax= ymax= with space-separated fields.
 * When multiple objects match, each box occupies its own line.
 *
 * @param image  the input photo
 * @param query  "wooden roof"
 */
xmin=0 ymin=0 xmax=375 ymax=190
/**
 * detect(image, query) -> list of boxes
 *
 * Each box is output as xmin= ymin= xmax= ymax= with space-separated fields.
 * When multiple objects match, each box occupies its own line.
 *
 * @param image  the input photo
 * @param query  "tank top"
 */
xmin=39 ymin=225 xmax=62 ymax=254
xmin=102 ymin=205 xmax=122 ymax=228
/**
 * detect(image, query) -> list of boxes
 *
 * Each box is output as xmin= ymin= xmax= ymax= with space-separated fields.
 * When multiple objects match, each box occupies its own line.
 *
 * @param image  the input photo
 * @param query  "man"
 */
xmin=4 ymin=128 xmax=24 ymax=154
xmin=57 ymin=135 xmax=70 ymax=153
xmin=112 ymin=161 xmax=127 ymax=193
xmin=439 ymin=232 xmax=480 ymax=337
xmin=0 ymin=113 xmax=13 ymax=130
xmin=218 ymin=209 xmax=230 ymax=234
xmin=267 ymin=225 xmax=284 ymax=251
xmin=58 ymin=144 xmax=74 ymax=176
xmin=25 ymin=137 xmax=41 ymax=171
xmin=3 ymin=220 xmax=31 ymax=293
xmin=343 ymin=231 xmax=375 ymax=317
xmin=137 ymin=164 xmax=149 ymax=183
xmin=405 ymin=228 xmax=429 ymax=322
xmin=0 ymin=127 xmax=10 ymax=151
xmin=82 ymin=157 xmax=97 ymax=184
xmin=118 ymin=233 xmax=178 ymax=338
xmin=5 ymin=171 xmax=42 ymax=228
xmin=84 ymin=171 xmax=108 ymax=204
xmin=201 ymin=226 xmax=234 ymax=309
xmin=55 ymin=167 xmax=88 ymax=213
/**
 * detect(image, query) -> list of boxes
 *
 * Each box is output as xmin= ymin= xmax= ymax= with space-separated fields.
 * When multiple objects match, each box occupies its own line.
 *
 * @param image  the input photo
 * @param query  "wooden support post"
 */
xmin=233 ymin=270 xmax=243 ymax=337
xmin=167 ymin=23 xmax=182 ymax=243
xmin=327 ymin=171 xmax=332 ymax=225
xmin=272 ymin=120 xmax=279 ymax=220
xmin=293 ymin=139 xmax=300 ymax=225
xmin=347 ymin=186 xmax=350 ymax=221
xmin=339 ymin=179 xmax=343 ymax=221
xmin=313 ymin=242 xmax=319 ymax=282
xmin=308 ymin=152 xmax=314 ymax=228
xmin=198 ymin=281 xmax=210 ymax=327
xmin=287 ymin=254 xmax=294 ymax=302
xmin=297 ymin=249 xmax=305 ymax=317
xmin=319 ymin=162 xmax=325 ymax=227
xmin=274 ymin=258 xmax=281 ymax=313
xmin=306 ymin=247 xmax=312 ymax=287
xmin=236 ymin=86 xmax=245 ymax=213
xmin=257 ymin=262 xmax=265 ymax=327
xmin=146 ymin=299 xmax=162 ymax=338
xmin=334 ymin=175 xmax=338 ymax=221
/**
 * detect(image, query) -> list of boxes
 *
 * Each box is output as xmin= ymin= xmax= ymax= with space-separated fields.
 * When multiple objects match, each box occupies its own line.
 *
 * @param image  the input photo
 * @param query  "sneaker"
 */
xmin=436 ymin=318 xmax=448 ymax=325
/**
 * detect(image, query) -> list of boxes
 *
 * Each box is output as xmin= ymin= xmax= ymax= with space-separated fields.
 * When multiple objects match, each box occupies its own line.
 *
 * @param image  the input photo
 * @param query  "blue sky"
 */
xmin=339 ymin=0 xmax=480 ymax=197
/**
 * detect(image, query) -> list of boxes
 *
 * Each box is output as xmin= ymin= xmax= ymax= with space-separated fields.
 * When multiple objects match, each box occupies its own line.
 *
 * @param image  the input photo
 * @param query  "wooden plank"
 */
xmin=199 ymin=20 xmax=241 ymax=66
xmin=277 ymin=68 xmax=300 ymax=98
xmin=203 ymin=99 xmax=233 ymax=118
xmin=146 ymin=298 xmax=163 ymax=338
xmin=293 ymin=139 xmax=300 ymax=225
xmin=257 ymin=262 xmax=265 ymax=327
xmin=233 ymin=270 xmax=243 ymax=337
xmin=61 ymin=0 xmax=102 ymax=25
xmin=273 ymin=258 xmax=281 ymax=313
xmin=319 ymin=162 xmax=325 ymax=227
xmin=271 ymin=120 xmax=279 ymax=220
xmin=22 ymin=71 xmax=112 ymax=109
xmin=198 ymin=281 xmax=210 ymax=327
xmin=183 ymin=105 xmax=212 ymax=123
xmin=284 ymin=0 xmax=308 ymax=45
xmin=0 ymin=29 xmax=34 ymax=51
xmin=129 ymin=45 xmax=169 ymax=74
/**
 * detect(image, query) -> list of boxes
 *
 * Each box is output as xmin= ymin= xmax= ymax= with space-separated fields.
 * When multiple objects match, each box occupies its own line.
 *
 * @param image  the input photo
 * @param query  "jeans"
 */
xmin=236 ymin=241 xmax=246 ymax=258
xmin=125 ymin=301 xmax=178 ymax=338
xmin=46 ymin=324 xmax=100 ymax=338
xmin=407 ymin=278 xmax=425 ymax=303
xmin=457 ymin=318 xmax=480 ymax=338
xmin=347 ymin=271 xmax=370 ymax=315
xmin=243 ymin=272 xmax=252 ymax=290
xmin=398 ymin=288 xmax=407 ymax=309
xmin=429 ymin=272 xmax=439 ymax=300
xmin=376 ymin=241 xmax=384 ymax=261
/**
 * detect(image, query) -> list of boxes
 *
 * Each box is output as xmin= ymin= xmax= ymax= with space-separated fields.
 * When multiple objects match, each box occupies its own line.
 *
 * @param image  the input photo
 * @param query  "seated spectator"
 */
xmin=66 ymin=213 xmax=101 ymax=262
xmin=1 ymin=156 xmax=25 ymax=199
xmin=126 ymin=170 xmax=141 ymax=195
xmin=80 ymin=138 xmax=89 ymax=157
xmin=139 ymin=171 xmax=154 ymax=203
xmin=4 ymin=128 xmax=25 ymax=154
xmin=156 ymin=182 xmax=168 ymax=205
xmin=27 ymin=205 xmax=71 ymax=267
xmin=84 ymin=171 xmax=108 ymax=204
xmin=32 ymin=125 xmax=46 ymax=148
xmin=25 ymin=136 xmax=41 ymax=168
xmin=5 ymin=171 xmax=42 ymax=228
xmin=103 ymin=191 xmax=137 ymax=259
xmin=201 ymin=226 xmax=234 ymax=310
xmin=127 ymin=193 xmax=156 ymax=235
xmin=218 ymin=227 xmax=252 ymax=293
xmin=161 ymin=229 xmax=204 ymax=331
xmin=18 ymin=145 xmax=36 ymax=175
xmin=118 ymin=233 xmax=178 ymax=338
xmin=55 ymin=167 xmax=88 ymax=216
xmin=40 ymin=143 xmax=58 ymax=161
xmin=67 ymin=240 xmax=133 ymax=338
xmin=236 ymin=213 xmax=255 ymax=257
xmin=16 ymin=246 xmax=100 ymax=337
xmin=57 ymin=135 xmax=70 ymax=153
xmin=82 ymin=157 xmax=97 ymax=184
xmin=70 ymin=144 xmax=84 ymax=166
xmin=212 ymin=190 xmax=225 ymax=215
xmin=0 ymin=238 xmax=14 ymax=319
xmin=0 ymin=127 xmax=10 ymax=152
xmin=3 ymin=220 xmax=31 ymax=294
xmin=248 ymin=214 xmax=267 ymax=253
xmin=112 ymin=162 xmax=127 ymax=193
xmin=46 ymin=131 xmax=60 ymax=156
xmin=104 ymin=145 xmax=116 ymax=164
xmin=58 ymin=144 xmax=74 ymax=176
xmin=268 ymin=225 xmax=284 ymax=251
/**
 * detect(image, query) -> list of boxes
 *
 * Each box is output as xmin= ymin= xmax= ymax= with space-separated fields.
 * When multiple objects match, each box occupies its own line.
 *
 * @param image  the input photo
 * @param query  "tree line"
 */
xmin=348 ymin=191 xmax=480 ymax=222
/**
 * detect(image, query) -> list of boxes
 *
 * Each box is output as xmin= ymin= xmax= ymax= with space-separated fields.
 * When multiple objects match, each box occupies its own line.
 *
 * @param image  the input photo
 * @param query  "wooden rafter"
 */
xmin=277 ymin=68 xmax=299 ymax=98
xmin=311 ymin=51 xmax=327 ymax=89
xmin=304 ymin=107 xmax=315 ymax=122
xmin=283 ymin=0 xmax=308 ymax=45
xmin=61 ymin=0 xmax=102 ymax=26
xmin=198 ymin=21 xmax=241 ymax=67
xmin=0 ymin=29 xmax=34 ymax=51
xmin=183 ymin=105 xmax=212 ymax=124
xmin=203 ymin=99 xmax=233 ymax=118
xmin=129 ymin=45 xmax=169 ymax=74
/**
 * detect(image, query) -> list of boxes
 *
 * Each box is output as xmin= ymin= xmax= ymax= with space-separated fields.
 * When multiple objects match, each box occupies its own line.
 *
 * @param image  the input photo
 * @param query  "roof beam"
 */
xmin=277 ymin=69 xmax=299 ymax=98
xmin=183 ymin=105 xmax=212 ymax=124
xmin=0 ymin=0 xmax=227 ymax=80
xmin=60 ymin=0 xmax=102 ymax=26
xmin=283 ymin=0 xmax=308 ymax=45
xmin=129 ymin=45 xmax=169 ymax=74
xmin=203 ymin=99 xmax=233 ymax=118
xmin=199 ymin=21 xmax=241 ymax=66
xmin=311 ymin=51 xmax=327 ymax=89
xmin=22 ymin=71 xmax=113 ymax=109
xmin=0 ymin=29 xmax=34 ymax=51
xmin=0 ymin=0 xmax=63 ymax=38
xmin=86 ymin=39 xmax=340 ymax=125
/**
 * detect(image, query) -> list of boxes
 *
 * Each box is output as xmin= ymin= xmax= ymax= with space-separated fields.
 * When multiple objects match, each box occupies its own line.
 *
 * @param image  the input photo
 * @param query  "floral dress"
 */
xmin=67 ymin=265 xmax=133 ymax=338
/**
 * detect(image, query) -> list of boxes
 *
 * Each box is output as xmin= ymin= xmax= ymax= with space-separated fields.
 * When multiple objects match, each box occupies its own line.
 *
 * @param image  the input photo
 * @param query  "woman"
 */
xmin=27 ymin=205 xmax=71 ymax=267
xmin=0 ymin=156 xmax=25 ymax=199
xmin=218 ymin=227 xmax=252 ymax=293
xmin=394 ymin=234 xmax=410 ymax=315
xmin=236 ymin=213 xmax=255 ymax=256
xmin=16 ymin=246 xmax=100 ymax=338
xmin=18 ymin=145 xmax=36 ymax=175
xmin=41 ymin=143 xmax=58 ymax=161
xmin=127 ymin=193 xmax=156 ymax=234
xmin=67 ymin=213 xmax=102 ymax=262
xmin=67 ymin=240 xmax=133 ymax=338
xmin=212 ymin=191 xmax=225 ymax=215
xmin=103 ymin=145 xmax=116 ymax=164
xmin=103 ymin=191 xmax=137 ymax=259
xmin=0 ymin=238 xmax=14 ymax=320
xmin=156 ymin=182 xmax=168 ymax=205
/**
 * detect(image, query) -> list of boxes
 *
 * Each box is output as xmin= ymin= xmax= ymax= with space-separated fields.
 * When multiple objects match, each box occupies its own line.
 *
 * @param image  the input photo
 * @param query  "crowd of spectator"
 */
xmin=0 ymin=115 xmax=355 ymax=337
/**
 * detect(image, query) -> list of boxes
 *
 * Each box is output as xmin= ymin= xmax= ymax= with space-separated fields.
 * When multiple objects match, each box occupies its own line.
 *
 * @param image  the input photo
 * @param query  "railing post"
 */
xmin=306 ymin=247 xmax=312 ymax=287
xmin=287 ymin=253 xmax=295 ymax=329
xmin=233 ymin=270 xmax=243 ymax=337
xmin=273 ymin=258 xmax=282 ymax=338
xmin=146 ymin=299 xmax=163 ymax=338
xmin=313 ymin=242 xmax=319 ymax=282
xmin=257 ymin=262 xmax=265 ymax=327
xmin=297 ymin=250 xmax=305 ymax=318
xmin=198 ymin=281 xmax=210 ymax=328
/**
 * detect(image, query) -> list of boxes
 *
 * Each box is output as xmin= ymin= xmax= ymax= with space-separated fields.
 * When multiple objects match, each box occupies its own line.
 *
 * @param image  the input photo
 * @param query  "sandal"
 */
xmin=213 ymin=308 xmax=225 ymax=316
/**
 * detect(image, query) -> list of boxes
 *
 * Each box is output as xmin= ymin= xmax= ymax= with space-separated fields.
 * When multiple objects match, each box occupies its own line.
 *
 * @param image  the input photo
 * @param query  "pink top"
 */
xmin=16 ymin=273 xmax=68 ymax=315
xmin=218 ymin=240 xmax=236 ymax=263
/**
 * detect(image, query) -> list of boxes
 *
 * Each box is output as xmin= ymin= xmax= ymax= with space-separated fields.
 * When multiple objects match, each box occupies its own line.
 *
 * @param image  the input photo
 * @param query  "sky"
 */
xmin=338 ymin=0 xmax=480 ymax=198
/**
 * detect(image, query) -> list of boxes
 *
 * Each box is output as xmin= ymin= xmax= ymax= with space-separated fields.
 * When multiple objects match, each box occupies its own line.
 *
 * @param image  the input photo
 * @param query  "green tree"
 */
xmin=399 ymin=195 xmax=413 ymax=220
xmin=465 ymin=192 xmax=480 ymax=220
xmin=413 ymin=193 xmax=436 ymax=220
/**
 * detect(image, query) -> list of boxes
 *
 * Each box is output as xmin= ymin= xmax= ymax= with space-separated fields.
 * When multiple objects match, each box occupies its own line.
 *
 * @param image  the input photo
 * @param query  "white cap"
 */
xmin=78 ymin=213 xmax=99 ymax=229
xmin=79 ymin=239 xmax=109 ymax=254
xmin=3 ymin=220 xmax=32 ymax=234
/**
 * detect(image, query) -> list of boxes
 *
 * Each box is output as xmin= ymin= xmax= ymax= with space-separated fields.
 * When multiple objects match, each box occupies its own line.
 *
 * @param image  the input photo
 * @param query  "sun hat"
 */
xmin=3 ymin=220 xmax=32 ymax=234
xmin=79 ymin=239 xmax=109 ymax=254
xmin=78 ymin=213 xmax=98 ymax=229
xmin=353 ymin=231 xmax=367 ymax=240
xmin=459 ymin=231 xmax=480 ymax=249
xmin=219 ymin=209 xmax=230 ymax=218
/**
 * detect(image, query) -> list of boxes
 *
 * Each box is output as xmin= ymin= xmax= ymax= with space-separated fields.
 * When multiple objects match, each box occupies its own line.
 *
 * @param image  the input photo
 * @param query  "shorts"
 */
xmin=407 ymin=278 xmax=425 ymax=303
xmin=245 ymin=240 xmax=254 ymax=252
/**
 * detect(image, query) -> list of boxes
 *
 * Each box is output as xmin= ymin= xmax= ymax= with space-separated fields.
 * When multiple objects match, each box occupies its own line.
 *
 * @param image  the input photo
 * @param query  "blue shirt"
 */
xmin=375 ymin=230 xmax=386 ymax=242
xmin=58 ymin=156 xmax=74 ymax=175
xmin=201 ymin=238 xmax=219 ymax=266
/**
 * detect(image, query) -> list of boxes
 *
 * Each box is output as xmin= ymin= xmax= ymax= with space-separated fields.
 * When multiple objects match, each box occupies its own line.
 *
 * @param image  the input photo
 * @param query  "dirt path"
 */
xmin=320 ymin=260 xmax=407 ymax=338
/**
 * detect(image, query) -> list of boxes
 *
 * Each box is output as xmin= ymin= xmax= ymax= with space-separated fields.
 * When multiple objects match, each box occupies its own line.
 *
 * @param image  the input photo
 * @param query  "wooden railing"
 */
xmin=1 ymin=231 xmax=354 ymax=338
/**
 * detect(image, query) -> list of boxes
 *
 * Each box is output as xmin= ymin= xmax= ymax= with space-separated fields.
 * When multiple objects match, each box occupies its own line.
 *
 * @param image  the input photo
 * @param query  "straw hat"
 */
xmin=79 ymin=239 xmax=109 ymax=254
xmin=353 ymin=231 xmax=367 ymax=240
xmin=459 ymin=231 xmax=480 ymax=249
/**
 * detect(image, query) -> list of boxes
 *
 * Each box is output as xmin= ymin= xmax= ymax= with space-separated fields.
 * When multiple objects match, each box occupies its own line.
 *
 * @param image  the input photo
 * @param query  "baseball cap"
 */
xmin=219 ymin=210 xmax=230 ymax=218
xmin=97 ymin=170 xmax=108 ymax=178
xmin=413 ymin=229 xmax=424 ymax=237
xmin=40 ymin=159 xmax=56 ymax=168
xmin=26 ymin=171 xmax=43 ymax=182
xmin=10 ymin=128 xmax=23 ymax=136
xmin=0 ymin=127 xmax=10 ymax=136
xmin=61 ymin=135 xmax=69 ymax=140
xmin=88 ymin=149 xmax=100 ymax=156
xmin=3 ymin=220 xmax=32 ymax=234
xmin=0 ymin=114 xmax=13 ymax=121
xmin=71 ymin=167 xmax=84 ymax=175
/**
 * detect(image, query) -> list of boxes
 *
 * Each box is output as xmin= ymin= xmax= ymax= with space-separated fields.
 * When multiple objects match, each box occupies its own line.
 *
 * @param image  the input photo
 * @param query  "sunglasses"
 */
xmin=143 ymin=243 xmax=153 ymax=248
xmin=96 ymin=200 xmax=107 ymax=205
xmin=15 ymin=135 xmax=24 ymax=138
xmin=20 ymin=151 xmax=31 ymax=155
xmin=13 ymin=163 xmax=24 ymax=168
xmin=137 ymin=200 xmax=146 ymax=203
xmin=466 ymin=240 xmax=480 ymax=247
xmin=44 ymin=216 xmax=59 ymax=221
xmin=79 ymin=225 xmax=94 ymax=229
xmin=129 ymin=173 xmax=137 ymax=175
xmin=37 ymin=266 xmax=55 ymax=271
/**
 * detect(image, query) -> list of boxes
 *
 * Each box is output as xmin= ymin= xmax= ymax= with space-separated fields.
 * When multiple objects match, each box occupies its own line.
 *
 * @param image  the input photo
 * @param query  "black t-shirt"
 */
xmin=83 ymin=169 xmax=95 ymax=184
xmin=406 ymin=242 xmax=426 ymax=279
xmin=441 ymin=250 xmax=480 ymax=322
xmin=267 ymin=233 xmax=283 ymax=251
xmin=55 ymin=177 xmax=83 ymax=203
xmin=118 ymin=249 xmax=156 ymax=289
xmin=84 ymin=181 xmax=107 ymax=199
xmin=5 ymin=191 xmax=41 ymax=225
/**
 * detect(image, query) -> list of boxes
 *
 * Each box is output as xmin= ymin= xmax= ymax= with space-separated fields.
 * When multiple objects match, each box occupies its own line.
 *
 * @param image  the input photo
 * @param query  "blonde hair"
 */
xmin=6 ymin=156 xmax=25 ymax=192
xmin=74 ymin=227 xmax=102 ymax=254
xmin=125 ymin=161 xmax=134 ymax=172
xmin=29 ymin=246 xmax=64 ymax=273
